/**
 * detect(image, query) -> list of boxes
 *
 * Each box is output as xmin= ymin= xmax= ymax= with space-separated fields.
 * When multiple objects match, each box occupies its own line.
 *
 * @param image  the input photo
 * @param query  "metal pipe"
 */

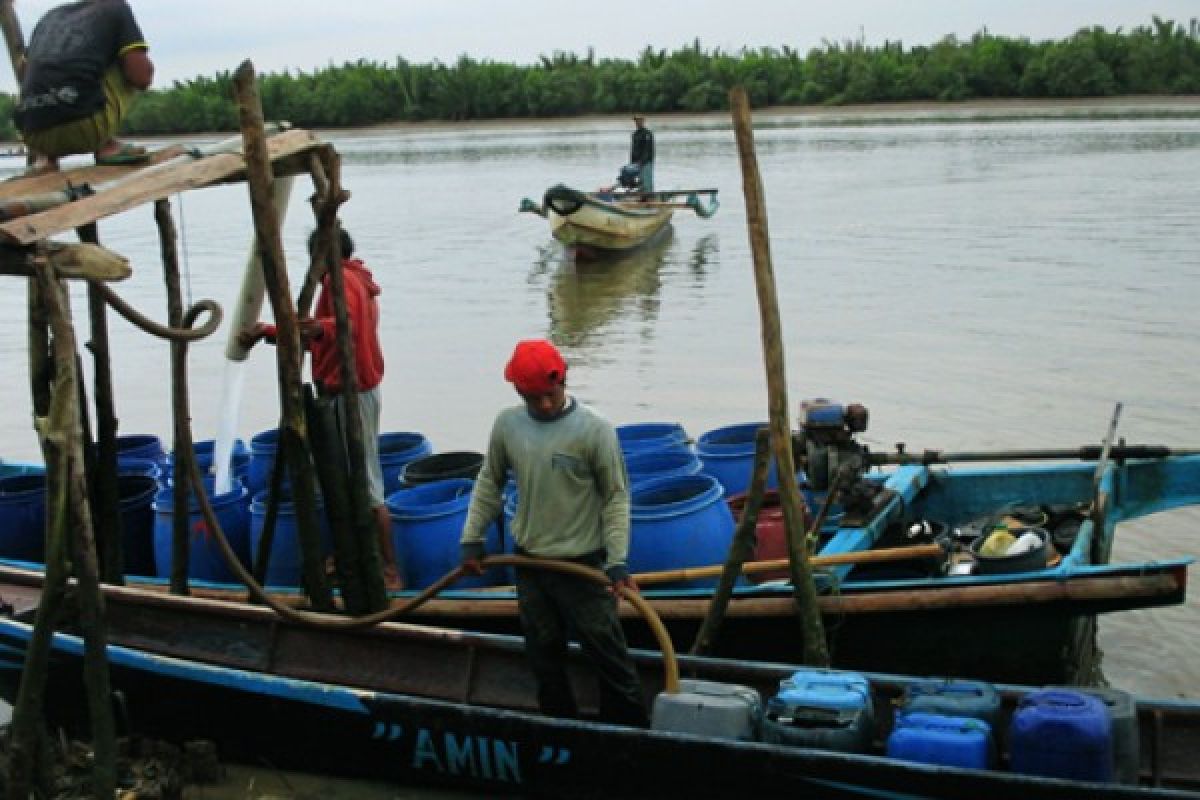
xmin=868 ymin=444 xmax=1200 ymax=466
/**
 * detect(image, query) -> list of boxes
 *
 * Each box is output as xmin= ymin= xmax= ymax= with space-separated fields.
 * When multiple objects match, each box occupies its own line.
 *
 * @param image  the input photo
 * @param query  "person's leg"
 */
xmin=23 ymin=66 xmax=141 ymax=164
xmin=356 ymin=387 xmax=401 ymax=590
xmin=559 ymin=572 xmax=648 ymax=726
xmin=516 ymin=567 xmax=578 ymax=718
xmin=92 ymin=65 xmax=145 ymax=161
xmin=640 ymin=162 xmax=654 ymax=192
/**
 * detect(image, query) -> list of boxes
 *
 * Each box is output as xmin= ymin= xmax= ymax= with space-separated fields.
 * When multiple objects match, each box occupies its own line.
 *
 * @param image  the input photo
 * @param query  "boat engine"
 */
xmin=617 ymin=162 xmax=642 ymax=189
xmin=793 ymin=399 xmax=870 ymax=492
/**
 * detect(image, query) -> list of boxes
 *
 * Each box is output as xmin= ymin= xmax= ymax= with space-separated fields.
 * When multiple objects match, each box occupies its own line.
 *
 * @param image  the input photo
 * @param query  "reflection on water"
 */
xmin=547 ymin=227 xmax=674 ymax=347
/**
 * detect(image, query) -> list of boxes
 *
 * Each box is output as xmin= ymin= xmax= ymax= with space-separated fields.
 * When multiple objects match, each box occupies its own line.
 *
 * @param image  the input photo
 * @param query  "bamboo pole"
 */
xmin=0 ymin=0 xmax=24 ymax=84
xmin=690 ymin=427 xmax=771 ymax=656
xmin=729 ymin=86 xmax=829 ymax=666
xmin=299 ymin=153 xmax=369 ymax=612
xmin=233 ymin=61 xmax=332 ymax=611
xmin=7 ymin=272 xmax=60 ymax=798
xmin=640 ymin=543 xmax=946 ymax=588
xmin=78 ymin=222 xmax=125 ymax=584
xmin=311 ymin=151 xmax=388 ymax=611
xmin=24 ymin=256 xmax=116 ymax=797
xmin=154 ymin=198 xmax=196 ymax=595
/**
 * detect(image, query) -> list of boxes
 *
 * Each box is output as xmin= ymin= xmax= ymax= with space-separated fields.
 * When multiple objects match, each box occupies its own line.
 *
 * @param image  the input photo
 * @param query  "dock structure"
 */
xmin=0 ymin=61 xmax=389 ymax=796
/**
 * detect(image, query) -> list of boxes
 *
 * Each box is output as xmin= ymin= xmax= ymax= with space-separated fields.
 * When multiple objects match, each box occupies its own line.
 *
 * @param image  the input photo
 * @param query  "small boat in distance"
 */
xmin=520 ymin=183 xmax=718 ymax=258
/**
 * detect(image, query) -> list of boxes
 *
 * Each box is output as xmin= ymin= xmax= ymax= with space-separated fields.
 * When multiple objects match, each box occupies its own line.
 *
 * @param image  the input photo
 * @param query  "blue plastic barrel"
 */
xmin=629 ymin=473 xmax=735 ymax=587
xmin=0 ymin=473 xmax=47 ymax=562
xmin=152 ymin=478 xmax=250 ymax=583
xmin=387 ymin=478 xmax=498 ymax=590
xmin=0 ymin=461 xmax=45 ymax=479
xmin=116 ymin=434 xmax=166 ymax=467
xmin=625 ymin=449 xmax=702 ymax=487
xmin=378 ymin=432 xmax=433 ymax=495
xmin=695 ymin=422 xmax=778 ymax=496
xmin=250 ymin=489 xmax=330 ymax=587
xmin=399 ymin=451 xmax=483 ymax=487
xmin=118 ymin=456 xmax=162 ymax=484
xmin=119 ymin=474 xmax=160 ymax=576
xmin=165 ymin=438 xmax=250 ymax=487
xmin=617 ymin=422 xmax=690 ymax=456
xmin=247 ymin=428 xmax=280 ymax=496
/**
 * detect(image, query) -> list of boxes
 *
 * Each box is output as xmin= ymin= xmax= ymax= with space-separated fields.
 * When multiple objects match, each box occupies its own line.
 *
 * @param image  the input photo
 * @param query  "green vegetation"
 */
xmin=2 ymin=16 xmax=1198 ymax=139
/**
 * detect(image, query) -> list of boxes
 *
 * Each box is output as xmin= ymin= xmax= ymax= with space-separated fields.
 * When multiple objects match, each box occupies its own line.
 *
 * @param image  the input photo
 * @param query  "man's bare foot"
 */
xmin=93 ymin=140 xmax=149 ymax=166
xmin=382 ymin=564 xmax=404 ymax=592
xmin=21 ymin=157 xmax=59 ymax=177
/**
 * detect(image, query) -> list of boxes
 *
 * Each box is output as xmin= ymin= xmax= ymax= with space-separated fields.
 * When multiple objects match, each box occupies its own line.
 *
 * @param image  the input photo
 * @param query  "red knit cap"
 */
xmin=504 ymin=339 xmax=567 ymax=395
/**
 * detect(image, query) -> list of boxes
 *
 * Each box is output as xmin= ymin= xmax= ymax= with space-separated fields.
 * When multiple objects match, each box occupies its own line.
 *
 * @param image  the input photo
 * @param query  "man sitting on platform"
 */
xmin=14 ymin=0 xmax=155 ymax=173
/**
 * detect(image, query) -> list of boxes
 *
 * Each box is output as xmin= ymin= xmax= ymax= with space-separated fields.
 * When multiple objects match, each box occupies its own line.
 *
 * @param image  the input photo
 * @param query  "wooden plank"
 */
xmin=0 ymin=145 xmax=189 ymax=199
xmin=0 ymin=129 xmax=324 ymax=245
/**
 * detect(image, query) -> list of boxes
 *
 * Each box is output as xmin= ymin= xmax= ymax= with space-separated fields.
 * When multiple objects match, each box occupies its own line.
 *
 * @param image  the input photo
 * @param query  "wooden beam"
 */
xmin=0 ymin=129 xmax=324 ymax=245
xmin=0 ymin=242 xmax=131 ymax=281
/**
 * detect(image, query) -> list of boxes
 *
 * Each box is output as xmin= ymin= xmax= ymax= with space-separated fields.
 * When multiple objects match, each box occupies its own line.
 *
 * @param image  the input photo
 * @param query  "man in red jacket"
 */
xmin=240 ymin=228 xmax=400 ymax=590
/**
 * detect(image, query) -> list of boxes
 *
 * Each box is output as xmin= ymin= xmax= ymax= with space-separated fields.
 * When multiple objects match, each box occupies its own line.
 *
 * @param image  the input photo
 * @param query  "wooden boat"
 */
xmin=0 ymin=568 xmax=1196 ymax=799
xmin=333 ymin=448 xmax=1200 ymax=685
xmin=3 ymin=445 xmax=1194 ymax=686
xmin=519 ymin=184 xmax=717 ymax=257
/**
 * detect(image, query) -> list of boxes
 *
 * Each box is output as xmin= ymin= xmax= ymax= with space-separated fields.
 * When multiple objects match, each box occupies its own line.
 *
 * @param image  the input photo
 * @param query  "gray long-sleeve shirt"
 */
xmin=461 ymin=397 xmax=631 ymax=580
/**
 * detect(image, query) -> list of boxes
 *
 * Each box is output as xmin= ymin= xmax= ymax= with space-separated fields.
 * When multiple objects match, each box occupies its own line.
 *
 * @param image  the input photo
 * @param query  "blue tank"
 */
xmin=761 ymin=668 xmax=874 ymax=753
xmin=1010 ymin=689 xmax=1114 ymax=782
xmin=887 ymin=712 xmax=993 ymax=769
xmin=695 ymin=422 xmax=778 ymax=496
xmin=898 ymin=678 xmax=1001 ymax=731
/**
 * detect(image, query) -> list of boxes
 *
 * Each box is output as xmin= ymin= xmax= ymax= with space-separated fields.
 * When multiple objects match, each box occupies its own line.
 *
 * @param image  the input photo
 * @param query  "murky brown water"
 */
xmin=1 ymin=102 xmax=1197 ymax=793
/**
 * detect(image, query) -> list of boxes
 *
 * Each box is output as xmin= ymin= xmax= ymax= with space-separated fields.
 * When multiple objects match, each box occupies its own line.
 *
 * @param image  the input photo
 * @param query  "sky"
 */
xmin=0 ymin=1 xmax=1196 ymax=92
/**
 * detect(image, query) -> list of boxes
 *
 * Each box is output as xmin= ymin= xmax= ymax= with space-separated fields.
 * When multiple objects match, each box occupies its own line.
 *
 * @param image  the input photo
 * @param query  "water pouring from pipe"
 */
xmin=213 ymin=175 xmax=294 ymax=495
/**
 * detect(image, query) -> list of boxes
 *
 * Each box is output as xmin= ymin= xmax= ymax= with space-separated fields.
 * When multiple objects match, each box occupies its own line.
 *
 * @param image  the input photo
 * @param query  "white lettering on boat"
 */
xmin=409 ymin=727 xmax=523 ymax=783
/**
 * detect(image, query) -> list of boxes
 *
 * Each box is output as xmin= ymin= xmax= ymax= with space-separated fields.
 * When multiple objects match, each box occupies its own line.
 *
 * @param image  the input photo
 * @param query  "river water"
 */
xmin=0 ymin=101 xmax=1198 ymax=791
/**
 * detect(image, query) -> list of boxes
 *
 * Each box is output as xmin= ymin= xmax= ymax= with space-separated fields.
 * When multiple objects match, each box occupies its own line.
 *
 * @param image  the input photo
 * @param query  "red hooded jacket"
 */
xmin=264 ymin=258 xmax=384 ymax=393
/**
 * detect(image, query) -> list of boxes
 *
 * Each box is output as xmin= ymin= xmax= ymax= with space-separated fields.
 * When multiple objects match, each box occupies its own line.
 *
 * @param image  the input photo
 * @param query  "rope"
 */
xmin=182 ymin=458 xmax=679 ymax=693
xmin=95 ymin=283 xmax=221 ymax=342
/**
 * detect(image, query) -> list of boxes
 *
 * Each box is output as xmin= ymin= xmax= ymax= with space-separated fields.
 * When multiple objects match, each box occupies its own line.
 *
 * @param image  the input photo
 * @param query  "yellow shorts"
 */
xmin=22 ymin=65 xmax=140 ymax=158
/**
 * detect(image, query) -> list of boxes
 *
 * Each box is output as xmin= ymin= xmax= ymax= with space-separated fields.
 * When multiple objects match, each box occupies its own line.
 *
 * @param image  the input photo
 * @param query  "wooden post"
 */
xmin=19 ymin=255 xmax=117 ymax=797
xmin=154 ymin=199 xmax=196 ymax=595
xmin=0 ymin=1 xmax=24 ymax=84
xmin=307 ymin=149 xmax=388 ymax=611
xmin=729 ymin=86 xmax=829 ymax=666
xmin=78 ymin=222 xmax=125 ymax=584
xmin=233 ymin=60 xmax=332 ymax=611
xmin=7 ymin=274 xmax=60 ymax=797
xmin=690 ymin=426 xmax=771 ymax=656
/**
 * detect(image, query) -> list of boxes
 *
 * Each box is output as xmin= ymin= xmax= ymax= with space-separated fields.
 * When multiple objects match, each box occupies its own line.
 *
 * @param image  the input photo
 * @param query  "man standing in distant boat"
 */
xmin=460 ymin=339 xmax=647 ymax=726
xmin=15 ymin=0 xmax=155 ymax=173
xmin=239 ymin=228 xmax=402 ymax=592
xmin=630 ymin=113 xmax=655 ymax=192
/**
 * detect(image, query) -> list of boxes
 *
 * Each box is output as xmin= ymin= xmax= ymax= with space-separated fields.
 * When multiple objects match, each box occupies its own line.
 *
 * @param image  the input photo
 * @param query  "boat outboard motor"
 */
xmin=617 ymin=162 xmax=642 ymax=189
xmin=793 ymin=399 xmax=870 ymax=492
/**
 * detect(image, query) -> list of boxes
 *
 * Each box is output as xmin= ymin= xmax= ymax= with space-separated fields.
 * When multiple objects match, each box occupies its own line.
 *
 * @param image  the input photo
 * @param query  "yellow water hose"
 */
xmin=186 ymin=460 xmax=681 ymax=693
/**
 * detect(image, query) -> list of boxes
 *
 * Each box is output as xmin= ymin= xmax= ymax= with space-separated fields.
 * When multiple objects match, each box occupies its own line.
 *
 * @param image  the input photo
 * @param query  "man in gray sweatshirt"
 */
xmin=460 ymin=339 xmax=646 ymax=726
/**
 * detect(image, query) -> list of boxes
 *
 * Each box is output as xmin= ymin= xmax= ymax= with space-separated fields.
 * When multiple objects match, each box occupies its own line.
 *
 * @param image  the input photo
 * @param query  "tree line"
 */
xmin=0 ymin=16 xmax=1197 ymax=139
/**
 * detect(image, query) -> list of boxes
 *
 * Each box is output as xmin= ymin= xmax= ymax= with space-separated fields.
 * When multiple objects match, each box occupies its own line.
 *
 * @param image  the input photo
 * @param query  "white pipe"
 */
xmin=224 ymin=174 xmax=295 ymax=361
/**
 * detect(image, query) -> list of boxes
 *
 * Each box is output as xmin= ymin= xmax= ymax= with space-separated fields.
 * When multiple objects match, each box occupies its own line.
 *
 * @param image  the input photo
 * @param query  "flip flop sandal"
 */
xmin=94 ymin=143 xmax=150 ymax=166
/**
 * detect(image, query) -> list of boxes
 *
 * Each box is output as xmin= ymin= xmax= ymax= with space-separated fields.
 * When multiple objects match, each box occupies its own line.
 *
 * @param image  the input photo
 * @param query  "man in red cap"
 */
xmin=461 ymin=339 xmax=646 ymax=726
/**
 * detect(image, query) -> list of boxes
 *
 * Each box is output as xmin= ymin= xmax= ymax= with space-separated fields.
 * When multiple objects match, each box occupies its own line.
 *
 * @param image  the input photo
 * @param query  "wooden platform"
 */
xmin=0 ymin=128 xmax=326 ymax=246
